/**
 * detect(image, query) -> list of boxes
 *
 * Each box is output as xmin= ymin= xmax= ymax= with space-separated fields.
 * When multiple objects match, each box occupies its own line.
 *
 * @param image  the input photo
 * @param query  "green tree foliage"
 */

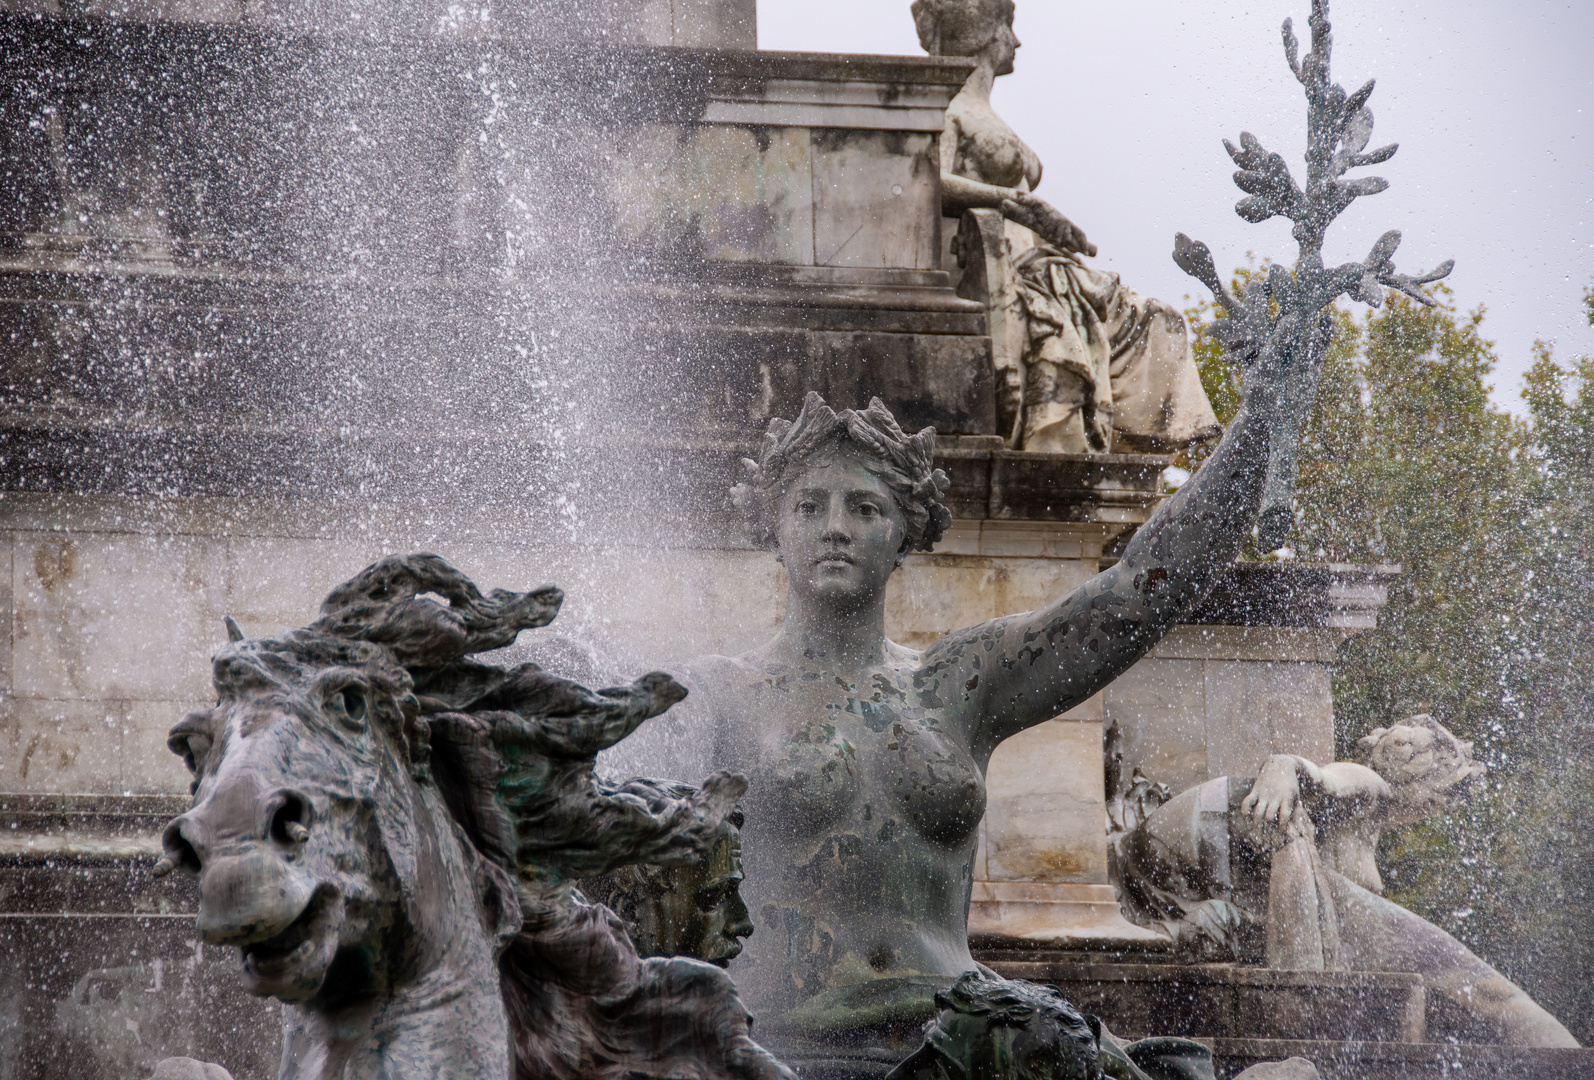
xmin=1185 ymin=279 xmax=1594 ymax=1040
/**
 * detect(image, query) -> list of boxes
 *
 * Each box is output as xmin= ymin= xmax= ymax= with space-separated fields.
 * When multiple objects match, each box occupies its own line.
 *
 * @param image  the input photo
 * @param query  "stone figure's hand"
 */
xmin=1242 ymin=756 xmax=1303 ymax=824
xmin=1001 ymin=192 xmax=1097 ymax=257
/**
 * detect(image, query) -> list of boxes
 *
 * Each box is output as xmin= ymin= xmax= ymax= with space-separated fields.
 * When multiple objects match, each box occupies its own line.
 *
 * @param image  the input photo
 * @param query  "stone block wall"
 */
xmin=0 ymin=503 xmax=1154 ymax=801
xmin=1103 ymin=626 xmax=1344 ymax=796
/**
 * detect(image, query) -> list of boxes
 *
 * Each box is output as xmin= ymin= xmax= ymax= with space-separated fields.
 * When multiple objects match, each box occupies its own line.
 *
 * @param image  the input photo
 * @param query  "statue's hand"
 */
xmin=1001 ymin=193 xmax=1097 ymax=257
xmin=1241 ymin=755 xmax=1303 ymax=824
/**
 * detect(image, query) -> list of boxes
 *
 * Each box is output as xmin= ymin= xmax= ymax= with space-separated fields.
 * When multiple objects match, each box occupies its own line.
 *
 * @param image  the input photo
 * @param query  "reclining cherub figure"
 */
xmin=1110 ymin=714 xmax=1578 ymax=1047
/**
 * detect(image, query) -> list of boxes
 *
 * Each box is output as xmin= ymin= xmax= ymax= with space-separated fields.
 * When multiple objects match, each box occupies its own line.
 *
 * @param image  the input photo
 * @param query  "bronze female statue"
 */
xmin=611 ymin=344 xmax=1308 ymax=1072
xmin=913 ymin=0 xmax=1220 ymax=453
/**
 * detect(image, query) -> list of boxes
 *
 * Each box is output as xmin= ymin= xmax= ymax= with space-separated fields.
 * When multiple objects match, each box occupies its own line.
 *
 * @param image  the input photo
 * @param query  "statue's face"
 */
xmin=988 ymin=14 xmax=1019 ymax=76
xmin=692 ymin=831 xmax=753 ymax=965
xmin=937 ymin=1 xmax=1019 ymax=74
xmin=1365 ymin=720 xmax=1480 ymax=826
xmin=776 ymin=448 xmax=907 ymax=608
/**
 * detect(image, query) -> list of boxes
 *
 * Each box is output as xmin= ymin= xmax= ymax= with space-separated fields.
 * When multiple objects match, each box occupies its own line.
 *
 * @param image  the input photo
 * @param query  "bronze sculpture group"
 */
xmin=152 ymin=0 xmax=1580 ymax=1077
xmin=157 ymin=554 xmax=792 ymax=1080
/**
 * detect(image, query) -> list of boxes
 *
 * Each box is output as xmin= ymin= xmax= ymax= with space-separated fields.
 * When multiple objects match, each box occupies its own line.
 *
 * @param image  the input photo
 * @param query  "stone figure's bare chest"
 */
xmin=730 ymin=673 xmax=986 ymax=847
xmin=950 ymin=102 xmax=1040 ymax=191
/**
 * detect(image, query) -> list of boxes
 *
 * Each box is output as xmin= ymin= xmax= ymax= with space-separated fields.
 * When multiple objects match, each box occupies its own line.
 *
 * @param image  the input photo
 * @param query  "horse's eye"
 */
xmin=336 ymin=686 xmax=369 ymax=729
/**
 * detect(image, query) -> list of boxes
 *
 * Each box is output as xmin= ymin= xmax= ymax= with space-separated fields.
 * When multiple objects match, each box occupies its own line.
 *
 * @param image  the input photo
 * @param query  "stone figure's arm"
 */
xmin=941 ymin=171 xmax=1095 ymax=257
xmin=1314 ymin=761 xmax=1391 ymax=805
xmin=1240 ymin=755 xmax=1323 ymax=823
xmin=934 ymin=344 xmax=1305 ymax=756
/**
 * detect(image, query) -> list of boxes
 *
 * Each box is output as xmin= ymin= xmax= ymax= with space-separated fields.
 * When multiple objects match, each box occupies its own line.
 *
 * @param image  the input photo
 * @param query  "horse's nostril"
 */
xmin=270 ymin=791 xmax=313 ymax=846
xmin=162 ymin=818 xmax=203 ymax=875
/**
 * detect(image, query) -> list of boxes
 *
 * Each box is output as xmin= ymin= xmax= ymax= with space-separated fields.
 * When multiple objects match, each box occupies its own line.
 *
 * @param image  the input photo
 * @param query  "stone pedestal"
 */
xmin=970 ymin=698 xmax=1165 ymax=950
xmin=1102 ymin=564 xmax=1400 ymax=796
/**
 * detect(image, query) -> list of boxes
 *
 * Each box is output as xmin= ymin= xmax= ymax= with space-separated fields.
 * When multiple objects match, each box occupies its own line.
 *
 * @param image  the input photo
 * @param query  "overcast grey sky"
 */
xmin=757 ymin=0 xmax=1594 ymax=416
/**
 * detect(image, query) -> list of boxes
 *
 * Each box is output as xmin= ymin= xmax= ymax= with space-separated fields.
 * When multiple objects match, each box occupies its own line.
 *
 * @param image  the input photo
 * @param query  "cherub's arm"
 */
xmin=1238 ymin=756 xmax=1391 ymax=822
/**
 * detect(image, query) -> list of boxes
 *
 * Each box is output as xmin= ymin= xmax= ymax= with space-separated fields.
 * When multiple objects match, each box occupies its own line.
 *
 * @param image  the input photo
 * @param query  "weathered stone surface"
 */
xmin=0 ymin=0 xmax=755 ymax=47
xmin=973 ymin=701 xmax=1167 ymax=948
xmin=152 ymin=1057 xmax=236 ymax=1080
xmin=810 ymin=331 xmax=994 ymax=435
xmin=614 ymin=125 xmax=817 ymax=266
xmin=968 ymin=881 xmax=1167 ymax=951
xmin=2 ymin=698 xmax=140 ymax=795
xmin=12 ymin=533 xmax=222 ymax=703
xmin=812 ymin=130 xmax=941 ymax=270
xmin=0 ymin=536 xmax=11 ymax=702
xmin=983 ymin=717 xmax=1109 ymax=884
xmin=1201 ymin=659 xmax=1333 ymax=780
xmin=1232 ymin=1060 xmax=1321 ymax=1080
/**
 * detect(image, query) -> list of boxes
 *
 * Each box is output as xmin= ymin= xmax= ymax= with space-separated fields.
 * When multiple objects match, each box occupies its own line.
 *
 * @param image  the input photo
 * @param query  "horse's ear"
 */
xmin=224 ymin=616 xmax=244 ymax=642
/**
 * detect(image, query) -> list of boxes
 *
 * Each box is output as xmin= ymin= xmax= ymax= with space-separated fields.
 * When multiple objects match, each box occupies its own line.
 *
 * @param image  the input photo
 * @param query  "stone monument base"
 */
xmin=979 ymin=954 xmax=1594 ymax=1079
xmin=1214 ymin=1039 xmax=1593 ymax=1080
xmin=967 ymin=882 xmax=1168 ymax=950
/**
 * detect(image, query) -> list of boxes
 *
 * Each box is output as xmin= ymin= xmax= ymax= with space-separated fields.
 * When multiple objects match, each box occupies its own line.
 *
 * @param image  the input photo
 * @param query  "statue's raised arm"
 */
xmin=932 ymin=343 xmax=1287 ymax=757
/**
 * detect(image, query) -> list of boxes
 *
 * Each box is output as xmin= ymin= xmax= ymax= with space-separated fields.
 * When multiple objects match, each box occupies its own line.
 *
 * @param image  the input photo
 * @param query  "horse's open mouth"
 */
xmin=242 ymin=884 xmax=342 ymax=996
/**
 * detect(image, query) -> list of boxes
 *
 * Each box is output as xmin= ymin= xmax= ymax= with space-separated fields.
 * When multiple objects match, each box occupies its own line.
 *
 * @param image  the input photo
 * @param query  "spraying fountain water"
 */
xmin=0 ymin=0 xmax=1589 ymax=1077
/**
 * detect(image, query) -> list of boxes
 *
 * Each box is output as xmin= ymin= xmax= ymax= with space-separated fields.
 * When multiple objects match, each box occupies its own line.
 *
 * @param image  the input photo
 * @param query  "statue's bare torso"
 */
xmin=944 ymin=94 xmax=1041 ymax=193
xmin=666 ymin=646 xmax=987 ymax=1018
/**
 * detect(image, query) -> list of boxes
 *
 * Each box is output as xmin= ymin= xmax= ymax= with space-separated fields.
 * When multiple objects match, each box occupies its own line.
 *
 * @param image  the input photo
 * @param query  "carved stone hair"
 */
xmin=1357 ymin=713 xmax=1485 ymax=796
xmin=910 ymin=0 xmax=1015 ymax=57
xmin=731 ymin=392 xmax=952 ymax=553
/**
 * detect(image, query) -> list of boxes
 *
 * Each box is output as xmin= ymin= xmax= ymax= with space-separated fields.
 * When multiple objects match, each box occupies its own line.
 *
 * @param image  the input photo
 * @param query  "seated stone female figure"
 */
xmin=913 ymin=0 xmax=1220 ymax=454
xmin=606 ymin=356 xmax=1305 ymax=1072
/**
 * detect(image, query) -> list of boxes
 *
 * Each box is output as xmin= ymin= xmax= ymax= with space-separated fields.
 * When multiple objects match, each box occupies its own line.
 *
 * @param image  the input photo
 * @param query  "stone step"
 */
xmin=983 ymin=959 xmax=1427 ymax=1044
xmin=1213 ymin=1038 xmax=1594 ymax=1080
